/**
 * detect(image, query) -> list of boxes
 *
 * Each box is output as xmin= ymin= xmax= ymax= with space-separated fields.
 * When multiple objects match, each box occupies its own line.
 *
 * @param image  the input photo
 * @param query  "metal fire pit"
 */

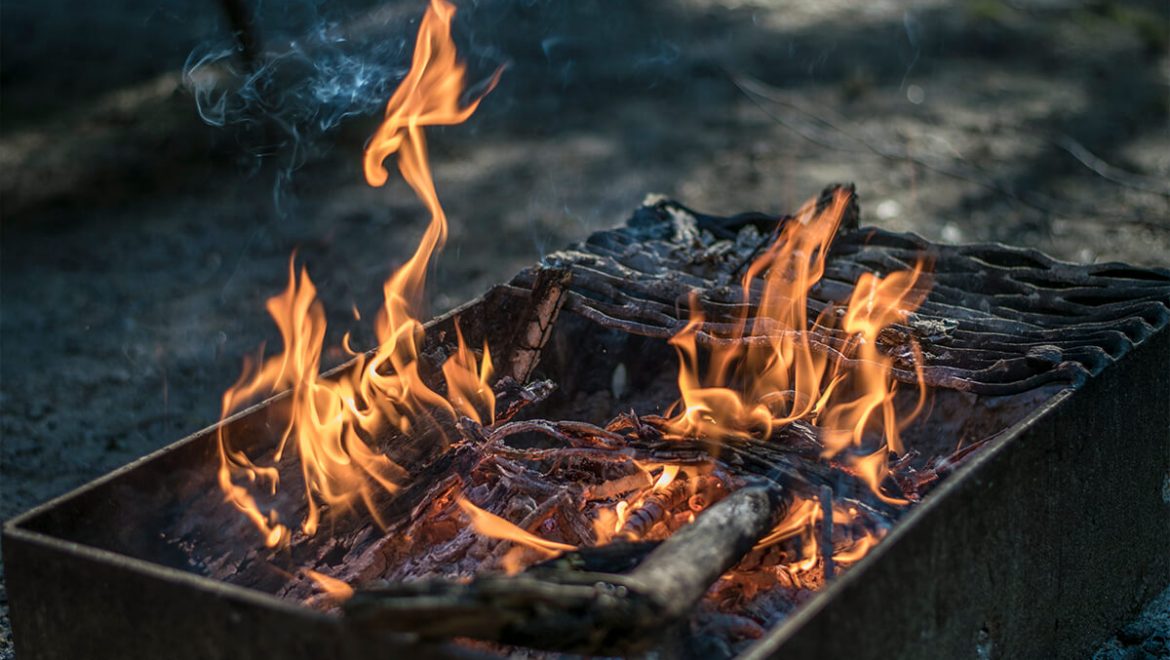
xmin=6 ymin=192 xmax=1170 ymax=659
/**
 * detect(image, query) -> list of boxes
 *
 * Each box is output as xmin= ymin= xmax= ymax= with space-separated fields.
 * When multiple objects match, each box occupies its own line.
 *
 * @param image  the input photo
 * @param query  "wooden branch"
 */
xmin=630 ymin=484 xmax=784 ymax=623
xmin=528 ymin=541 xmax=660 ymax=575
xmin=491 ymin=377 xmax=557 ymax=425
xmin=345 ymin=484 xmax=787 ymax=653
xmin=819 ymin=484 xmax=835 ymax=581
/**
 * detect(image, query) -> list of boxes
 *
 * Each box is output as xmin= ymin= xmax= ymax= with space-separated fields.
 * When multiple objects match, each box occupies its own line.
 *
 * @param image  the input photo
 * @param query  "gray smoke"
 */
xmin=182 ymin=13 xmax=413 ymax=212
xmin=180 ymin=0 xmax=680 ymax=213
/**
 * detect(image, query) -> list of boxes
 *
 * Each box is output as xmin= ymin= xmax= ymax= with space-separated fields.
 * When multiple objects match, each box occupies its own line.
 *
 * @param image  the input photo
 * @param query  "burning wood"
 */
xmin=346 ymin=484 xmax=786 ymax=654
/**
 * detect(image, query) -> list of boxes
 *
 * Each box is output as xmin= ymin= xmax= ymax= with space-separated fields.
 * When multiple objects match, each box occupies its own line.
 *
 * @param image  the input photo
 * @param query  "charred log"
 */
xmin=345 ymin=484 xmax=787 ymax=653
xmin=507 ymin=266 xmax=571 ymax=383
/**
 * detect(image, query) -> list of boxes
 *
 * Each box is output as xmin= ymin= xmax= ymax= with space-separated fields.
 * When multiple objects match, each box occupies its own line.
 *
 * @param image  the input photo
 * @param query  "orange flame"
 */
xmin=754 ymin=497 xmax=884 ymax=572
xmin=357 ymin=0 xmax=503 ymax=438
xmin=442 ymin=323 xmax=496 ymax=425
xmin=754 ymin=498 xmax=820 ymax=550
xmin=653 ymin=464 xmax=680 ymax=491
xmin=833 ymin=530 xmax=882 ymax=565
xmin=590 ymin=501 xmax=631 ymax=545
xmin=304 ymin=569 xmax=355 ymax=601
xmin=217 ymin=0 xmax=502 ymax=546
xmin=666 ymin=189 xmax=930 ymax=502
xmin=456 ymin=496 xmax=577 ymax=561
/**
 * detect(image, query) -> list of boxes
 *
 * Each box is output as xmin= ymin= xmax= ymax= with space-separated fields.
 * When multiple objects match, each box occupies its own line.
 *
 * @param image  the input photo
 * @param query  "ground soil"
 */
xmin=2 ymin=0 xmax=1167 ymax=656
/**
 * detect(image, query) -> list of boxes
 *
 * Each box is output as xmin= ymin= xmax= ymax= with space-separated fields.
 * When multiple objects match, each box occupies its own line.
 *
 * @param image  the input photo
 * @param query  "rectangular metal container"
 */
xmin=5 ymin=309 xmax=1167 ymax=660
xmin=6 ymin=207 xmax=1170 ymax=660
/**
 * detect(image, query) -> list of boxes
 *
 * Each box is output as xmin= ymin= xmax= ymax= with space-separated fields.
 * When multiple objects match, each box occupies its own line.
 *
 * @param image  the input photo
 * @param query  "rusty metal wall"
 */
xmin=745 ymin=326 xmax=1170 ymax=659
xmin=2 ymin=525 xmax=472 ymax=660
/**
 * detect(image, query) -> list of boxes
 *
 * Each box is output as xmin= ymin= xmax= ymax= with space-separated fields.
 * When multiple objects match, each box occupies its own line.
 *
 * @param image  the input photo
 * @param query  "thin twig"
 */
xmin=1055 ymin=135 xmax=1170 ymax=197
xmin=819 ymin=484 xmax=835 ymax=581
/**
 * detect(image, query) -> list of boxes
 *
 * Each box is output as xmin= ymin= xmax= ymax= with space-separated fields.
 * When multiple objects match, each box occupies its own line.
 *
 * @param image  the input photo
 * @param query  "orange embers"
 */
xmin=666 ymin=189 xmax=929 ymax=503
xmin=216 ymin=0 xmax=501 ymax=547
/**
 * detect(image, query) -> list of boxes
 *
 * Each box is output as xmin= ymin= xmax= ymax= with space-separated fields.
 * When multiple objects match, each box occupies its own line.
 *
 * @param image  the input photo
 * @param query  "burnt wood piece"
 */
xmin=528 ymin=541 xmax=661 ymax=575
xmin=490 ymin=377 xmax=558 ymax=425
xmin=818 ymin=485 xmax=835 ymax=581
xmin=480 ymin=415 xmax=893 ymax=513
xmin=344 ymin=484 xmax=787 ymax=654
xmin=629 ymin=484 xmax=787 ymax=621
xmin=504 ymin=185 xmax=1170 ymax=395
xmin=507 ymin=267 xmax=571 ymax=383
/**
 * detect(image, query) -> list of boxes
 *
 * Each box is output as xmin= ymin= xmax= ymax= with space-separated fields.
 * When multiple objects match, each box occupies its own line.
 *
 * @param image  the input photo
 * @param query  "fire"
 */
xmin=832 ymin=530 xmax=881 ymax=565
xmin=653 ymin=464 xmax=680 ymax=491
xmin=590 ymin=501 xmax=631 ymax=545
xmin=666 ymin=189 xmax=930 ymax=502
xmin=216 ymin=0 xmax=502 ymax=546
xmin=753 ymin=497 xmax=885 ymax=571
xmin=456 ymin=497 xmax=577 ymax=573
xmin=456 ymin=496 xmax=577 ymax=554
xmin=304 ymin=569 xmax=355 ymax=601
xmin=437 ymin=188 xmax=929 ymax=583
xmin=441 ymin=324 xmax=496 ymax=425
xmin=211 ymin=0 xmax=924 ymax=604
xmin=754 ymin=498 xmax=820 ymax=550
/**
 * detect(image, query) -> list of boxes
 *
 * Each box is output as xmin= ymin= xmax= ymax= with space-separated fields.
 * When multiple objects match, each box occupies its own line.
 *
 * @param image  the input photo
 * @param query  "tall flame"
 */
xmin=358 ymin=0 xmax=503 ymax=437
xmin=217 ymin=0 xmax=502 ymax=546
xmin=666 ymin=189 xmax=930 ymax=500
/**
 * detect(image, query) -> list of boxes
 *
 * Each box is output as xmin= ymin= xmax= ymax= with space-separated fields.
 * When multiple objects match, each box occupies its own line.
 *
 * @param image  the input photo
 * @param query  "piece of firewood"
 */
xmin=819 ymin=484 xmax=835 ymax=581
xmin=345 ymin=484 xmax=787 ymax=654
xmin=508 ymin=266 xmax=571 ymax=383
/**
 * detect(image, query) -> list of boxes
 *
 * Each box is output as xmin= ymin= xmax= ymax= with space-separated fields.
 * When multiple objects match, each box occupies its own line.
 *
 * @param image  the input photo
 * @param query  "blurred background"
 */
xmin=1 ymin=0 xmax=1167 ymax=655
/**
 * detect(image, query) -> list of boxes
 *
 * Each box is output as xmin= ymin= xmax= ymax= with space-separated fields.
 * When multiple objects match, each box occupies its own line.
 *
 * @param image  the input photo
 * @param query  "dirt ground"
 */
xmin=2 ymin=0 xmax=1168 ymax=656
